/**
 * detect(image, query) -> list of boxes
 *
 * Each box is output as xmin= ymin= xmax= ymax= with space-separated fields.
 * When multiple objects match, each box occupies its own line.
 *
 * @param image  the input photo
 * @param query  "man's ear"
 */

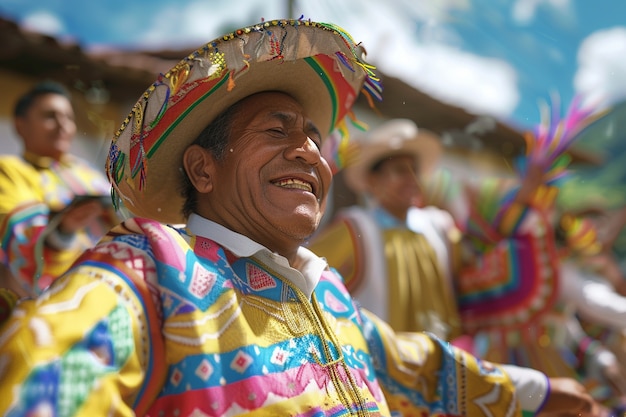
xmin=14 ymin=117 xmax=26 ymax=139
xmin=183 ymin=145 xmax=215 ymax=194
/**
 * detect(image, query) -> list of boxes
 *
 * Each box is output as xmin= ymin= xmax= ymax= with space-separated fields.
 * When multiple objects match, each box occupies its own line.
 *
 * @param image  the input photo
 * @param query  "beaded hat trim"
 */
xmin=106 ymin=18 xmax=382 ymax=224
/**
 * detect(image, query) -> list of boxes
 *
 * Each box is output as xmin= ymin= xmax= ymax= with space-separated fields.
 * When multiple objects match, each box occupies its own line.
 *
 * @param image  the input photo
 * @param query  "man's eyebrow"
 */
xmin=270 ymin=111 xmax=321 ymax=137
xmin=302 ymin=119 xmax=321 ymax=138
xmin=269 ymin=111 xmax=295 ymax=123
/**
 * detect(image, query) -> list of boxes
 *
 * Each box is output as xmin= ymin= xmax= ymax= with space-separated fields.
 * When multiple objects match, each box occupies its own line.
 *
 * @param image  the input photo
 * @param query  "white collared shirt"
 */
xmin=186 ymin=213 xmax=325 ymax=298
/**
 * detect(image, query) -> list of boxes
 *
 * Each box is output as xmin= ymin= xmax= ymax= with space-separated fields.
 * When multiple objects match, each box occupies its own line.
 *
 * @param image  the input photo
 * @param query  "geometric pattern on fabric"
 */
xmin=1 ymin=218 xmax=527 ymax=417
xmin=7 ymin=304 xmax=133 ymax=417
xmin=246 ymin=262 xmax=276 ymax=291
xmin=189 ymin=262 xmax=217 ymax=299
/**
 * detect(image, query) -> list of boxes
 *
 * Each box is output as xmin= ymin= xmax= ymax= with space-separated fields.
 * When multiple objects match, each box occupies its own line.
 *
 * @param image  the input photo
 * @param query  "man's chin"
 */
xmin=55 ymin=140 xmax=73 ymax=153
xmin=285 ymin=219 xmax=320 ymax=242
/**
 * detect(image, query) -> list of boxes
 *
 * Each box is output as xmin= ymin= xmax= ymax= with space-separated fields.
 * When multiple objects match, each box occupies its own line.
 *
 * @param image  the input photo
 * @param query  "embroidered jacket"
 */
xmin=0 ymin=216 xmax=531 ymax=416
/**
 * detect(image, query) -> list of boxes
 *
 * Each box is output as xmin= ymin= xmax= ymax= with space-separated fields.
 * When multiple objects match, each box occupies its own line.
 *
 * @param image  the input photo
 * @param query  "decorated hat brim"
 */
xmin=107 ymin=20 xmax=379 ymax=224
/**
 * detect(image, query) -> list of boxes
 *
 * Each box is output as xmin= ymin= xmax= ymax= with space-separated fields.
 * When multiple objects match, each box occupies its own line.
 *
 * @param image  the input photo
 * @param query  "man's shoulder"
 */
xmin=0 ymin=156 xmax=40 ymax=185
xmin=0 ymin=155 xmax=30 ymax=170
xmin=0 ymin=154 xmax=23 ymax=162
xmin=111 ymin=217 xmax=184 ymax=237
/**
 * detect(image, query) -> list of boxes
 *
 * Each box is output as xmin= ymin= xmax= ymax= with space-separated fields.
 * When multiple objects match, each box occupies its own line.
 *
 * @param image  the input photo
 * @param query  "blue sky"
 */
xmin=1 ymin=0 xmax=626 ymax=131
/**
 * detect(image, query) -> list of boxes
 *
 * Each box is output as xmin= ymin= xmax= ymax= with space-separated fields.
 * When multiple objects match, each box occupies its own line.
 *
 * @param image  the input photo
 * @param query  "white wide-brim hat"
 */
xmin=343 ymin=118 xmax=442 ymax=194
xmin=106 ymin=19 xmax=381 ymax=224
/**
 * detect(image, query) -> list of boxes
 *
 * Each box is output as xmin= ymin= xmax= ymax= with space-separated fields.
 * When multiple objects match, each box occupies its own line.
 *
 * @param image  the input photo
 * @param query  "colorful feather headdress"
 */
xmin=515 ymin=93 xmax=605 ymax=186
xmin=467 ymin=94 xmax=607 ymax=243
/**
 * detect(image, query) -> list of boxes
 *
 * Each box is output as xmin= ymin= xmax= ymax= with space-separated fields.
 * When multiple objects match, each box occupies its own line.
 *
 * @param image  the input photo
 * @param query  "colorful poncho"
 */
xmin=0 ymin=216 xmax=531 ymax=416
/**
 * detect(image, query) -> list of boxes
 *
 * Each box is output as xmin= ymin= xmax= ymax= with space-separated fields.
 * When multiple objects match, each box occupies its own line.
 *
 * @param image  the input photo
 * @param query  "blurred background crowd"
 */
xmin=1 ymin=0 xmax=626 ymax=412
xmin=1 ymin=0 xmax=624 ymax=254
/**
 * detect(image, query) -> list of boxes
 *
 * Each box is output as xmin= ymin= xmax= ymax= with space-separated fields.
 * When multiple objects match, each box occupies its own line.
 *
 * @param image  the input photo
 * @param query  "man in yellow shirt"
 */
xmin=0 ymin=81 xmax=116 ymax=296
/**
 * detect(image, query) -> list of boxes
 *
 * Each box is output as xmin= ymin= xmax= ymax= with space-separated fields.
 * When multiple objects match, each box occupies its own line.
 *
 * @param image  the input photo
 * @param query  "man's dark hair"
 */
xmin=14 ymin=81 xmax=72 ymax=118
xmin=180 ymin=101 xmax=242 ymax=218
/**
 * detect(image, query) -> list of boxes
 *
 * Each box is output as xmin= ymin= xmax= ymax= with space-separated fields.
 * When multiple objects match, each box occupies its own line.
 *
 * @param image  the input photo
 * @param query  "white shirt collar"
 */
xmin=186 ymin=213 xmax=324 ymax=298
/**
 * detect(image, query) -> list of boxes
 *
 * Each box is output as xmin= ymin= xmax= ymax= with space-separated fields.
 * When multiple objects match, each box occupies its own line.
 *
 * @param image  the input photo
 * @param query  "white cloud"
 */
xmin=375 ymin=41 xmax=519 ymax=118
xmin=512 ymin=0 xmax=574 ymax=26
xmin=574 ymin=26 xmax=626 ymax=107
xmin=512 ymin=0 xmax=542 ymax=24
xmin=137 ymin=1 xmax=285 ymax=49
xmin=21 ymin=11 xmax=65 ymax=36
xmin=320 ymin=2 xmax=519 ymax=118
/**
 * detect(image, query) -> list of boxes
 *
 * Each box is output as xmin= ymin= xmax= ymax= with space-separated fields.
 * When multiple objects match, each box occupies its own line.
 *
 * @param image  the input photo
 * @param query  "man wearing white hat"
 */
xmin=309 ymin=118 xmax=463 ymax=340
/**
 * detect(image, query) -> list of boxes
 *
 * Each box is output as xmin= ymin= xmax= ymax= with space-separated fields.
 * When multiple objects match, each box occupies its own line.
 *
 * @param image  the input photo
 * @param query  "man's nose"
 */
xmin=286 ymin=137 xmax=321 ymax=165
xmin=56 ymin=115 xmax=75 ymax=133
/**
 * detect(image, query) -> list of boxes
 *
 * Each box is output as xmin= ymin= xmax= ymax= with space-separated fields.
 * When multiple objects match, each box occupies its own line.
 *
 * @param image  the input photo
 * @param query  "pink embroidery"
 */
xmin=324 ymin=290 xmax=349 ymax=313
xmin=195 ymin=237 xmax=221 ymax=262
xmin=246 ymin=263 xmax=276 ymax=291
xmin=95 ymin=243 xmax=158 ymax=283
xmin=189 ymin=263 xmax=217 ymax=298
xmin=230 ymin=351 xmax=253 ymax=373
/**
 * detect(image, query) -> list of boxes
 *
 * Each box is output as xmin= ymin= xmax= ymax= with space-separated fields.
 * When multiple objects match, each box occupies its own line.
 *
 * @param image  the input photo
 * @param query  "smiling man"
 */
xmin=183 ymin=92 xmax=332 ymax=262
xmin=0 ymin=19 xmax=596 ymax=416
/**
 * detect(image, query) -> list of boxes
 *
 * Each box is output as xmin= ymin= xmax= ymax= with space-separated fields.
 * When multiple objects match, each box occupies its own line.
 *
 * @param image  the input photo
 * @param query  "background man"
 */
xmin=0 ymin=81 xmax=116 ymax=296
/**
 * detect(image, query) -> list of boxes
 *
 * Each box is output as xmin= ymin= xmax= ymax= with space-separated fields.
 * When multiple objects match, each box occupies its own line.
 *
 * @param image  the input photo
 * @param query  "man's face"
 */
xmin=367 ymin=154 xmax=423 ymax=217
xmin=15 ymin=93 xmax=76 ymax=160
xmin=199 ymin=92 xmax=333 ymax=254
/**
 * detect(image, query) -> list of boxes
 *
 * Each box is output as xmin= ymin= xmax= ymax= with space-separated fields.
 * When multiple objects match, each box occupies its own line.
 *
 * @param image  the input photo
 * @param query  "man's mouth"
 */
xmin=272 ymin=178 xmax=314 ymax=193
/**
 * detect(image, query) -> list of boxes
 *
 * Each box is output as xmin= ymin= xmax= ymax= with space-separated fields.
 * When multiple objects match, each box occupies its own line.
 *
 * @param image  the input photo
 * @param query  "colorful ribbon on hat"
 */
xmin=322 ymin=113 xmax=370 ymax=175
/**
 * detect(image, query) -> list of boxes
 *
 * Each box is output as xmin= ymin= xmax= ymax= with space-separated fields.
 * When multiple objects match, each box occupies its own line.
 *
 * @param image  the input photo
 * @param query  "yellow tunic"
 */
xmin=0 ymin=152 xmax=114 ymax=294
xmin=308 ymin=206 xmax=462 ymax=340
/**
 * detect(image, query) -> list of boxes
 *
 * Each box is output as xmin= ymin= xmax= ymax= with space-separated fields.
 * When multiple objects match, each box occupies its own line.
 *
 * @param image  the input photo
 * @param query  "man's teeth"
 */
xmin=274 ymin=178 xmax=313 ymax=192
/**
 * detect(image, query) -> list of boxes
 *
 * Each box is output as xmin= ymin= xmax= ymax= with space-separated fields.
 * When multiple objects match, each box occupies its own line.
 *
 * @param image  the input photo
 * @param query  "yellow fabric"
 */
xmin=309 ymin=212 xmax=462 ymax=340
xmin=362 ymin=310 xmax=521 ymax=416
xmin=0 ymin=268 xmax=152 ymax=415
xmin=0 ymin=219 xmax=527 ymax=416
xmin=383 ymin=229 xmax=462 ymax=338
xmin=307 ymin=218 xmax=363 ymax=289
xmin=0 ymin=153 xmax=114 ymax=294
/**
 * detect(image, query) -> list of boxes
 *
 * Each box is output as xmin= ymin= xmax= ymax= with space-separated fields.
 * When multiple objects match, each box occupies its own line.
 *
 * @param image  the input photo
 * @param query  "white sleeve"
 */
xmin=501 ymin=364 xmax=549 ymax=413
xmin=560 ymin=261 xmax=626 ymax=330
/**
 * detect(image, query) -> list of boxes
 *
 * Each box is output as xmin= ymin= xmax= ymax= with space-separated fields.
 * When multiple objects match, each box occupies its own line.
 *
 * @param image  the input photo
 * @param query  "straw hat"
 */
xmin=343 ymin=118 xmax=442 ymax=194
xmin=106 ymin=19 xmax=381 ymax=224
